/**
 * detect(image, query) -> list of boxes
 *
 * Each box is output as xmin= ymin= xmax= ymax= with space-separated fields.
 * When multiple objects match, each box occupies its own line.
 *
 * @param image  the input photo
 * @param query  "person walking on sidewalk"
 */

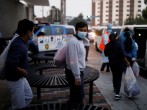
xmin=4 ymin=19 xmax=34 ymax=109
xmin=65 ymin=21 xmax=88 ymax=104
xmin=83 ymin=33 xmax=94 ymax=61
xmin=99 ymin=24 xmax=112 ymax=72
xmin=104 ymin=33 xmax=130 ymax=100
xmin=122 ymin=31 xmax=137 ymax=67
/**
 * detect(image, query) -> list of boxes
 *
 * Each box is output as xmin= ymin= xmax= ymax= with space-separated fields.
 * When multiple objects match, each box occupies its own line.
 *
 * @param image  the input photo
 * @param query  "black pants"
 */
xmin=85 ymin=46 xmax=89 ymax=60
xmin=100 ymin=63 xmax=110 ymax=71
xmin=110 ymin=64 xmax=124 ymax=95
xmin=65 ymin=68 xmax=84 ymax=104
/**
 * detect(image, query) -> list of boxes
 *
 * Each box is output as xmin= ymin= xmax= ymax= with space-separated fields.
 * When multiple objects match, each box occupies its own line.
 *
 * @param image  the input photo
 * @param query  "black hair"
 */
xmin=16 ymin=19 xmax=34 ymax=37
xmin=123 ymin=27 xmax=131 ymax=32
xmin=75 ymin=21 xmax=88 ymax=31
xmin=124 ymin=31 xmax=132 ymax=53
xmin=109 ymin=33 xmax=117 ymax=43
xmin=37 ymin=32 xmax=45 ymax=36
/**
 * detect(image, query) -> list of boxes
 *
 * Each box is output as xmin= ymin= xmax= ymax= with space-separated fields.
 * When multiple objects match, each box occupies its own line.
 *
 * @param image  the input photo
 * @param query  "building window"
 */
xmin=127 ymin=5 xmax=130 ymax=7
xmin=116 ymin=1 xmax=119 ymax=3
xmin=116 ymin=5 xmax=119 ymax=8
xmin=116 ymin=10 xmax=119 ymax=12
xmin=106 ymin=6 xmax=109 ymax=8
xmin=127 ymin=14 xmax=130 ymax=16
xmin=138 ymin=1 xmax=141 ymax=3
xmin=106 ymin=19 xmax=108 ymax=21
xmin=106 ymin=2 xmax=109 ymax=4
xmin=138 ymin=10 xmax=141 ymax=12
xmin=138 ymin=5 xmax=141 ymax=7
xmin=116 ymin=14 xmax=118 ymax=16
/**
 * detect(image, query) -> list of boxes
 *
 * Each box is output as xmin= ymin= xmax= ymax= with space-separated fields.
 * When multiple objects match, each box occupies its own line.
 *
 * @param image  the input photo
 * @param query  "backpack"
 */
xmin=53 ymin=44 xmax=67 ymax=68
xmin=0 ymin=34 xmax=19 ymax=80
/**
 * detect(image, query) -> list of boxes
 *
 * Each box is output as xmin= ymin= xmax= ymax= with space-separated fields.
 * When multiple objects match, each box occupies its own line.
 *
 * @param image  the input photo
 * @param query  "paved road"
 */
xmin=86 ymin=44 xmax=147 ymax=110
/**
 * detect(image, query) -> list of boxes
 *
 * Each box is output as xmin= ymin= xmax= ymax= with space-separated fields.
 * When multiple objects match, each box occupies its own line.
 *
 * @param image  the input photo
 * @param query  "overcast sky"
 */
xmin=50 ymin=0 xmax=91 ymax=18
xmin=35 ymin=0 xmax=146 ymax=18
xmin=35 ymin=0 xmax=91 ymax=18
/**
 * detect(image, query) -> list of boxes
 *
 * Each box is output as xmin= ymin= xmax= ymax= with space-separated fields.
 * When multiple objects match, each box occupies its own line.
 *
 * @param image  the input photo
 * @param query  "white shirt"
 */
xmin=83 ymin=34 xmax=94 ymax=46
xmin=66 ymin=36 xmax=86 ymax=79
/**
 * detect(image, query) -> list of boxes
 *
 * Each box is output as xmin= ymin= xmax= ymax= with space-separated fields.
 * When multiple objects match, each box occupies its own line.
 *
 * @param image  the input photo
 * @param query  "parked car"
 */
xmin=28 ymin=23 xmax=75 ymax=53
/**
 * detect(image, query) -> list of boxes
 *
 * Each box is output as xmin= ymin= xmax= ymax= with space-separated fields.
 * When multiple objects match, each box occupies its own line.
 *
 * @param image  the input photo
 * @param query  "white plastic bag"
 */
xmin=124 ymin=66 xmax=140 ymax=97
xmin=132 ymin=61 xmax=140 ymax=77
xmin=53 ymin=44 xmax=67 ymax=68
xmin=0 ymin=34 xmax=19 ymax=80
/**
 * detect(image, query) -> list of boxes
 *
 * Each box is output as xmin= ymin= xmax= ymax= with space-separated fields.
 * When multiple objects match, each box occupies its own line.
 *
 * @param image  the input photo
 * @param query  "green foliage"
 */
xmin=142 ymin=0 xmax=147 ymax=19
xmin=144 ymin=0 xmax=147 ymax=4
xmin=124 ymin=17 xmax=135 ymax=25
xmin=86 ymin=16 xmax=91 ymax=21
xmin=124 ymin=16 xmax=147 ymax=25
xmin=78 ymin=13 xmax=84 ymax=19
xmin=68 ymin=13 xmax=86 ymax=27
xmin=142 ymin=7 xmax=147 ymax=19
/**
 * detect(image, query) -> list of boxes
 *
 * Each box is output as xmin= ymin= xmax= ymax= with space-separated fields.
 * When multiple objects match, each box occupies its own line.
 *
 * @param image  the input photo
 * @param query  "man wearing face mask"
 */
xmin=65 ymin=21 xmax=87 ymax=104
xmin=99 ymin=24 xmax=112 ymax=72
xmin=5 ymin=19 xmax=34 ymax=110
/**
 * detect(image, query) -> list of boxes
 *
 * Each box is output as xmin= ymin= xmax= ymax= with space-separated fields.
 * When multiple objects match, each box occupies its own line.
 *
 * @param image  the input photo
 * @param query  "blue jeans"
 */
xmin=6 ymin=78 xmax=33 ymax=110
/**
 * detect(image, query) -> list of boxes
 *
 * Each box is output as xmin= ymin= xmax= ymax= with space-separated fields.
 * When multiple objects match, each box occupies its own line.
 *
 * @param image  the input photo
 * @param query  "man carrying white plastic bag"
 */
xmin=124 ymin=66 xmax=140 ymax=98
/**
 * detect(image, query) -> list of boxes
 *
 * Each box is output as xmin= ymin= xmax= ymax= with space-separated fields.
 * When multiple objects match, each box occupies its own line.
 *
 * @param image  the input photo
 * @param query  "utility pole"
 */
xmin=61 ymin=0 xmax=66 ymax=24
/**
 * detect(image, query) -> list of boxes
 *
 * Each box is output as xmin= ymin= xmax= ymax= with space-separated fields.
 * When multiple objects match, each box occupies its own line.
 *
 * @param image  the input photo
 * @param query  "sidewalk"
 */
xmin=87 ymin=48 xmax=147 ymax=110
xmin=1 ymin=47 xmax=147 ymax=110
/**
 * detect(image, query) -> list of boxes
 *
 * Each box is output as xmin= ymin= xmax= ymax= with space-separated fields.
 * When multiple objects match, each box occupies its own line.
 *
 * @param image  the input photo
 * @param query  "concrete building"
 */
xmin=0 ymin=0 xmax=49 ymax=38
xmin=91 ymin=0 xmax=142 ymax=26
xmin=49 ymin=6 xmax=61 ymax=24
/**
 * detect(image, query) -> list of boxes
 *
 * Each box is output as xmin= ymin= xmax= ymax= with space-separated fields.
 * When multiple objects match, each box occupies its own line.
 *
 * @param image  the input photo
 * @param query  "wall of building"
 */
xmin=0 ymin=0 xmax=29 ymax=38
xmin=112 ymin=0 xmax=119 ymax=25
xmin=134 ymin=0 xmax=142 ymax=18
xmin=91 ymin=0 xmax=96 ymax=26
xmin=92 ymin=0 xmax=142 ymax=26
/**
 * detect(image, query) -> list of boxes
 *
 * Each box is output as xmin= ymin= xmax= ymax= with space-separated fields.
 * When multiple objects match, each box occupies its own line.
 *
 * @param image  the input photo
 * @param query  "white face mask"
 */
xmin=77 ymin=31 xmax=87 ymax=39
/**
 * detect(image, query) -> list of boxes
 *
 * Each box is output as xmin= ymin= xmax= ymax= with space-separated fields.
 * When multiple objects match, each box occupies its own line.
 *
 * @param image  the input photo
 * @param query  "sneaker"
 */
xmin=115 ymin=94 xmax=122 ymax=100
xmin=100 ymin=68 xmax=104 ymax=71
